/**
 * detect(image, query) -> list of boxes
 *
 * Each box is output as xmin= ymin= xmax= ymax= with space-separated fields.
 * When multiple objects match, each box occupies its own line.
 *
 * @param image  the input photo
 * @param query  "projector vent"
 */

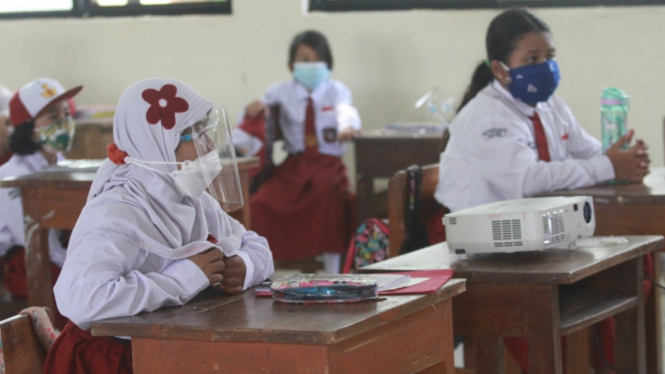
xmin=449 ymin=217 xmax=457 ymax=225
xmin=543 ymin=210 xmax=565 ymax=245
xmin=492 ymin=219 xmax=523 ymax=248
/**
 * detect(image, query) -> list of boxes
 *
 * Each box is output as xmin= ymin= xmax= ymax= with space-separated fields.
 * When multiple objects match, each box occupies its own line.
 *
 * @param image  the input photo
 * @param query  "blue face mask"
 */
xmin=293 ymin=62 xmax=331 ymax=90
xmin=501 ymin=60 xmax=561 ymax=105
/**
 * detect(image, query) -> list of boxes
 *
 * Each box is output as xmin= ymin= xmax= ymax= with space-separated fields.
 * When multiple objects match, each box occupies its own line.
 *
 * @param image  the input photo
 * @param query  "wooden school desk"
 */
xmin=537 ymin=166 xmax=665 ymax=374
xmin=353 ymin=129 xmax=441 ymax=222
xmin=360 ymin=236 xmax=664 ymax=374
xmin=65 ymin=118 xmax=114 ymax=160
xmin=90 ymin=280 xmax=466 ymax=374
xmin=0 ymin=157 xmax=259 ymax=323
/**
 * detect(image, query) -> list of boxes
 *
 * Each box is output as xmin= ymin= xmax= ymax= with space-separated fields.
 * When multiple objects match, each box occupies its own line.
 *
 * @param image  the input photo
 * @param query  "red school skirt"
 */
xmin=250 ymin=152 xmax=356 ymax=261
xmin=44 ymin=321 xmax=133 ymax=374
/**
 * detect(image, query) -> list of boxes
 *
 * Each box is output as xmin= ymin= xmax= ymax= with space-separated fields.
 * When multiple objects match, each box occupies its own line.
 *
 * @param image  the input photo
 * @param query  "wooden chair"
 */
xmin=0 ymin=314 xmax=48 ymax=374
xmin=387 ymin=163 xmax=441 ymax=259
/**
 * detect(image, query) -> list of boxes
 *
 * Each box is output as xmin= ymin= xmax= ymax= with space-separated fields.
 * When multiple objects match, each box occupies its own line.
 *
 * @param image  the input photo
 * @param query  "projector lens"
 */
xmin=583 ymin=202 xmax=592 ymax=224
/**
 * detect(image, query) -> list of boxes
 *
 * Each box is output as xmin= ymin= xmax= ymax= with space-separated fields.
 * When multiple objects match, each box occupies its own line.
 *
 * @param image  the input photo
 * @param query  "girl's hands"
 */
xmin=220 ymin=256 xmax=247 ymax=295
xmin=338 ymin=128 xmax=360 ymax=142
xmin=187 ymin=248 xmax=225 ymax=285
xmin=245 ymin=100 xmax=266 ymax=118
xmin=606 ymin=130 xmax=650 ymax=183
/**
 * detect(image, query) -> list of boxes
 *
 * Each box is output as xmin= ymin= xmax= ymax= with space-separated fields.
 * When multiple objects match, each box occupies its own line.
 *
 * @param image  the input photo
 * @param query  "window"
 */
xmin=87 ymin=0 xmax=231 ymax=17
xmin=0 ymin=0 xmax=231 ymax=19
xmin=0 ymin=0 xmax=75 ymax=18
xmin=309 ymin=0 xmax=665 ymax=12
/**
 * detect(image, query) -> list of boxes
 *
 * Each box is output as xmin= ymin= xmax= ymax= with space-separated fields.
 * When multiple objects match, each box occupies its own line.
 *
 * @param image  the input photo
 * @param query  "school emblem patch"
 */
xmin=41 ymin=84 xmax=57 ymax=98
xmin=323 ymin=128 xmax=337 ymax=143
xmin=482 ymin=128 xmax=507 ymax=141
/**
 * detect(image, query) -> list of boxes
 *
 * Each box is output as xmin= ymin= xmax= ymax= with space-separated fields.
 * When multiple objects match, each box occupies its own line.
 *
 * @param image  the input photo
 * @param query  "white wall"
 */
xmin=1 ymin=0 xmax=664 ymax=180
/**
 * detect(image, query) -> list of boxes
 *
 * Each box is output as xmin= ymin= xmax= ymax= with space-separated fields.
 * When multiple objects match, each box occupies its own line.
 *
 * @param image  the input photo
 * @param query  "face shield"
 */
xmin=178 ymin=108 xmax=243 ymax=212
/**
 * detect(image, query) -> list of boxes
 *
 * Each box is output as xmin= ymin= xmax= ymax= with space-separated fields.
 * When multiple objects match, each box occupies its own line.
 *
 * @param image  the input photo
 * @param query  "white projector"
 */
xmin=443 ymin=196 xmax=595 ymax=255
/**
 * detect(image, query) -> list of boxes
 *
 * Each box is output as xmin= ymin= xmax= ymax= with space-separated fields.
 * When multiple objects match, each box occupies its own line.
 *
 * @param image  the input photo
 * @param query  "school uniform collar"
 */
xmin=291 ymin=79 xmax=330 ymax=103
xmin=491 ymin=80 xmax=552 ymax=118
xmin=23 ymin=151 xmax=51 ymax=172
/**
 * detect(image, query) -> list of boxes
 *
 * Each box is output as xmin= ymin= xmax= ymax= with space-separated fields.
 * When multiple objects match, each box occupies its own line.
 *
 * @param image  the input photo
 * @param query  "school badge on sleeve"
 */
xmin=323 ymin=128 xmax=338 ymax=143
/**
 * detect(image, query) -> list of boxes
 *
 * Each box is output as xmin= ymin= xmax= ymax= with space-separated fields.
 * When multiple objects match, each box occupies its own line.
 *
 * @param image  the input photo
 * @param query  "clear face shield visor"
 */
xmin=180 ymin=108 xmax=243 ymax=212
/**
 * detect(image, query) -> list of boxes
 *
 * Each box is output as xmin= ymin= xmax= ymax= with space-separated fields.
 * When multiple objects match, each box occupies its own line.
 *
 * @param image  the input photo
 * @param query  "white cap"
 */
xmin=9 ymin=78 xmax=82 ymax=126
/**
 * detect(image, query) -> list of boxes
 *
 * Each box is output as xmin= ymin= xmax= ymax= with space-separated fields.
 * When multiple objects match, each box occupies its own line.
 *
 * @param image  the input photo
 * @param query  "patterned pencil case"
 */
xmin=271 ymin=275 xmax=378 ymax=304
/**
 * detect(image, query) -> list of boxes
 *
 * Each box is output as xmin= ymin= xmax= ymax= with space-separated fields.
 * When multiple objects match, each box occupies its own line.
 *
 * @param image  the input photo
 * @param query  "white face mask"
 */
xmin=125 ymin=150 xmax=223 ymax=199
xmin=172 ymin=150 xmax=223 ymax=198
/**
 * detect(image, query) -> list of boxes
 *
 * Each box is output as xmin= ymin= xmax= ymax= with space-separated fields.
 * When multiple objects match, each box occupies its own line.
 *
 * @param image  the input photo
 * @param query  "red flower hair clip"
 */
xmin=141 ymin=84 xmax=189 ymax=130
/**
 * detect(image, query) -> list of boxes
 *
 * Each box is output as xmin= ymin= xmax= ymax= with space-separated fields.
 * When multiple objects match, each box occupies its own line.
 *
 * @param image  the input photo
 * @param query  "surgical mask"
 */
xmin=500 ymin=60 xmax=560 ymax=105
xmin=293 ymin=62 xmax=331 ymax=90
xmin=126 ymin=150 xmax=223 ymax=199
xmin=37 ymin=117 xmax=76 ymax=153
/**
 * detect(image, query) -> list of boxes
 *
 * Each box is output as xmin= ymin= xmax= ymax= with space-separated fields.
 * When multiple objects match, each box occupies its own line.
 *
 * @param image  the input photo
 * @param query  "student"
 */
xmin=0 ymin=79 xmax=81 ymax=325
xmin=44 ymin=78 xmax=274 ymax=373
xmin=0 ymin=84 xmax=13 ymax=166
xmin=430 ymin=9 xmax=650 ymax=372
xmin=234 ymin=30 xmax=361 ymax=273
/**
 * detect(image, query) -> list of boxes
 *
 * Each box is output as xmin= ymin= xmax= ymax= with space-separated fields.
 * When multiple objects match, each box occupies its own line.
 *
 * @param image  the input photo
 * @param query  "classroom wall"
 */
xmin=0 ymin=0 xmax=663 ymax=186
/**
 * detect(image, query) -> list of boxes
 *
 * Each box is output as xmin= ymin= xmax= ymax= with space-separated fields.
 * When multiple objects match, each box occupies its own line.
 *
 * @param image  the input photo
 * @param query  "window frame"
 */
xmin=0 ymin=0 xmax=231 ymax=19
xmin=308 ymin=0 xmax=665 ymax=12
xmin=83 ymin=0 xmax=231 ymax=17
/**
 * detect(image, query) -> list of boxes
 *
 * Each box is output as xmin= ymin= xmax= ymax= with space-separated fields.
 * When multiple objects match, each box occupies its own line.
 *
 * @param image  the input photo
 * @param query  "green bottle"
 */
xmin=601 ymin=87 xmax=630 ymax=153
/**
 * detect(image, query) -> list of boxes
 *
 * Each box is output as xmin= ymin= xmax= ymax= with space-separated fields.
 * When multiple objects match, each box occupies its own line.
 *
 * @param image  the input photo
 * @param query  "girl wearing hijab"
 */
xmin=45 ymin=78 xmax=274 ymax=374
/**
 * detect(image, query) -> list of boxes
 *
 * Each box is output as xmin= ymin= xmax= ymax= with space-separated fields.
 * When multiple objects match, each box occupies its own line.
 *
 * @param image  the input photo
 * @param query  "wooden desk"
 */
xmin=65 ymin=118 xmax=114 ymax=160
xmin=354 ymin=129 xmax=441 ymax=222
xmin=361 ymin=236 xmax=664 ymax=374
xmin=91 ymin=280 xmax=466 ymax=374
xmin=537 ymin=167 xmax=665 ymax=374
xmin=0 ymin=157 xmax=259 ymax=323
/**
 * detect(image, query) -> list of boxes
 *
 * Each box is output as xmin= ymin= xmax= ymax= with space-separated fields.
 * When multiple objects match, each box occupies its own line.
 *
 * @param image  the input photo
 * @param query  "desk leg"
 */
xmin=420 ymin=298 xmax=456 ymax=374
xmin=527 ymin=285 xmax=562 ymax=374
xmin=475 ymin=336 xmax=505 ymax=374
xmin=564 ymin=329 xmax=590 ymax=374
xmin=646 ymin=253 xmax=662 ymax=374
xmin=615 ymin=258 xmax=647 ymax=374
xmin=25 ymin=225 xmax=56 ymax=326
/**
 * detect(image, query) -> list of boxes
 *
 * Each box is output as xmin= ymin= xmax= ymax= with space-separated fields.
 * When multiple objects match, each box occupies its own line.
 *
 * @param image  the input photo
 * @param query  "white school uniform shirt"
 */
xmin=436 ymin=80 xmax=614 ymax=212
xmin=0 ymin=152 xmax=68 ymax=267
xmin=232 ymin=79 xmax=361 ymax=157
xmin=54 ymin=193 xmax=274 ymax=331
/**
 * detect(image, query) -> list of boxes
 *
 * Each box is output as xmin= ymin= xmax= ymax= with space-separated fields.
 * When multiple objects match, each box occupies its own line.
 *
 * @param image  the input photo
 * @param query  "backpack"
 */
xmin=342 ymin=218 xmax=390 ymax=274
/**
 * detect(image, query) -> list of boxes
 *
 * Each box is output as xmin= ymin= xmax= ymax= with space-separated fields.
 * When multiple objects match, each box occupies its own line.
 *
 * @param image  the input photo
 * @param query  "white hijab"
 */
xmin=69 ymin=78 xmax=241 ymax=259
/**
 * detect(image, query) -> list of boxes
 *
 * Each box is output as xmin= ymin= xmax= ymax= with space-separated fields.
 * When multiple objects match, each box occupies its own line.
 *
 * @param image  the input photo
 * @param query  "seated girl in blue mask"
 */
xmin=233 ymin=30 xmax=361 ymax=273
xmin=428 ymin=9 xmax=651 ymax=372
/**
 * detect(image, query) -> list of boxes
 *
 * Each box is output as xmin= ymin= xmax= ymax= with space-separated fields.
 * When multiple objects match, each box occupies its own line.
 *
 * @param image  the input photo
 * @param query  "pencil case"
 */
xmin=271 ymin=276 xmax=378 ymax=303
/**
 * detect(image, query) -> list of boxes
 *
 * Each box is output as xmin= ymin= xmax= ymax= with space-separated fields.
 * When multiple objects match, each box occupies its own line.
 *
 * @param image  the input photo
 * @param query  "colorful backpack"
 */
xmin=342 ymin=218 xmax=390 ymax=274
